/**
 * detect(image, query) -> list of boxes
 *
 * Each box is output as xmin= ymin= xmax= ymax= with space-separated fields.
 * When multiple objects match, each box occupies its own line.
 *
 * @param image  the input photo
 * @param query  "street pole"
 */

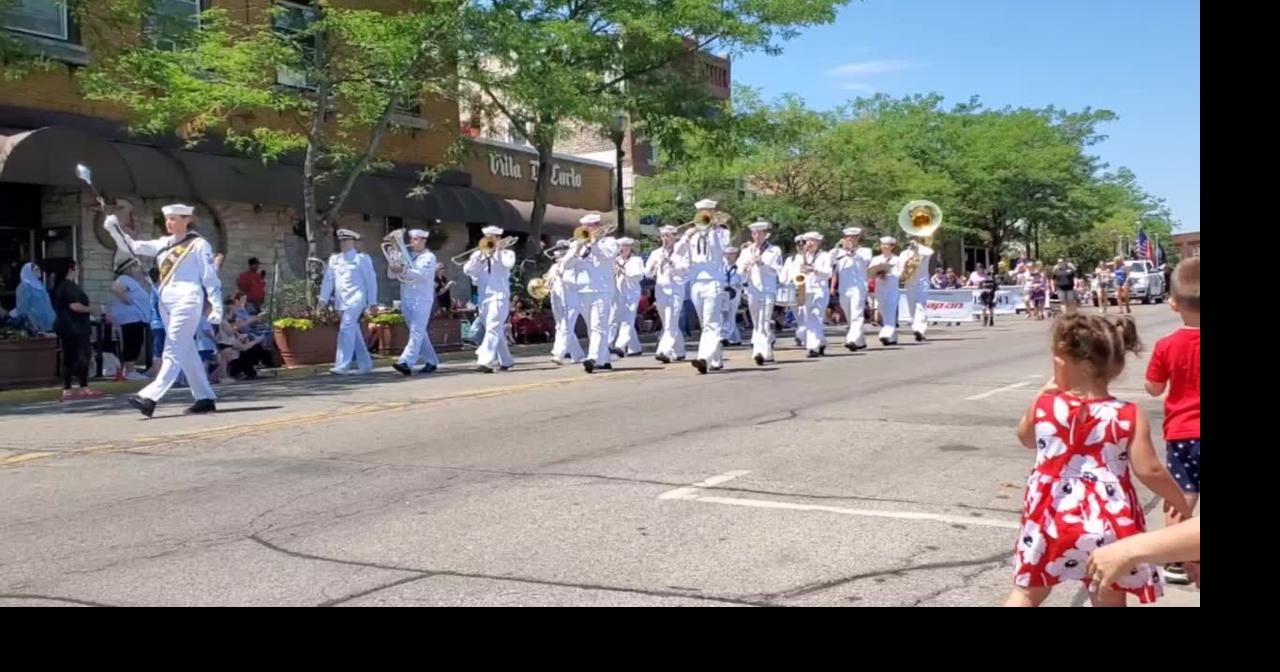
xmin=609 ymin=111 xmax=628 ymax=236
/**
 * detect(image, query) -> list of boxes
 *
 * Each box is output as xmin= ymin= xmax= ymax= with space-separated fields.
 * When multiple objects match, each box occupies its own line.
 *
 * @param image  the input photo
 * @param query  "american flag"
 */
xmin=1134 ymin=230 xmax=1154 ymax=263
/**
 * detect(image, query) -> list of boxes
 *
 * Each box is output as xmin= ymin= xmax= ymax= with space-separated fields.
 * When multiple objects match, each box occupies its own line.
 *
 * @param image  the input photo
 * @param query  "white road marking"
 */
xmin=659 ymin=471 xmax=1020 ymax=530
xmin=965 ymin=381 xmax=1031 ymax=401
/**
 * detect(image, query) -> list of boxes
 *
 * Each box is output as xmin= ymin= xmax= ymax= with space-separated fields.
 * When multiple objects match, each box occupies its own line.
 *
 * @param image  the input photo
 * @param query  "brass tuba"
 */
xmin=382 ymin=228 xmax=413 ymax=282
xmin=898 ymin=200 xmax=942 ymax=284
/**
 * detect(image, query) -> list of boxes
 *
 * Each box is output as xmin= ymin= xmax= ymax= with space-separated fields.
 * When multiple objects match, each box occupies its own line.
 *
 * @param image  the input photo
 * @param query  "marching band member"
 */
xmin=737 ymin=220 xmax=784 ymax=365
xmin=832 ymin=226 xmax=873 ymax=351
xmin=720 ymin=246 xmax=744 ymax=346
xmin=562 ymin=214 xmax=618 ymax=374
xmin=870 ymin=235 xmax=904 ymax=346
xmin=117 ymin=203 xmax=223 ymax=417
xmin=611 ymin=237 xmax=645 ymax=358
xmin=644 ymin=225 xmax=690 ymax=363
xmin=549 ymin=242 xmax=585 ymax=365
xmin=674 ymin=199 xmax=730 ymax=374
xmin=391 ymin=229 xmax=439 ymax=375
xmin=320 ymin=229 xmax=378 ymax=376
xmin=463 ymin=226 xmax=516 ymax=373
xmin=798 ymin=231 xmax=833 ymax=357
xmin=781 ymin=234 xmax=808 ymax=347
xmin=903 ymin=236 xmax=935 ymax=342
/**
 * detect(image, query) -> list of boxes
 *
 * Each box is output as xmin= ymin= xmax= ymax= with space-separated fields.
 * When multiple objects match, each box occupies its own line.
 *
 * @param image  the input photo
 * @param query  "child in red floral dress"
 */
xmin=1005 ymin=314 xmax=1193 ymax=607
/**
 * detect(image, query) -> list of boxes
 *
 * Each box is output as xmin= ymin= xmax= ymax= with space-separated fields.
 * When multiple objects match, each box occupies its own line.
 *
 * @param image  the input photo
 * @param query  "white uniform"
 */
xmin=833 ymin=246 xmax=873 ymax=347
xmin=719 ymin=262 xmax=744 ymax=345
xmin=675 ymin=227 xmax=729 ymax=367
xmin=871 ymin=252 xmax=904 ymax=343
xmin=118 ymin=219 xmax=222 ymax=403
xmin=550 ymin=254 xmax=585 ymax=363
xmin=737 ymin=242 xmax=783 ymax=360
xmin=395 ymin=249 xmax=439 ymax=369
xmin=320 ymin=249 xmax=378 ymax=373
xmin=612 ymin=253 xmax=645 ymax=355
xmin=781 ymin=254 xmax=806 ymax=345
xmin=463 ymin=248 xmax=516 ymax=369
xmin=798 ymin=251 xmax=833 ymax=353
xmin=563 ymin=236 xmax=619 ymax=365
xmin=902 ymin=244 xmax=935 ymax=337
xmin=644 ymin=246 xmax=689 ymax=360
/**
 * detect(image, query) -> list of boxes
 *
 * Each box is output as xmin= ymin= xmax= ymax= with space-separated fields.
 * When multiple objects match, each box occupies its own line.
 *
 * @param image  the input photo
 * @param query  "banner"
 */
xmin=993 ymin=285 xmax=1025 ymax=315
xmin=897 ymin=290 xmax=976 ymax=324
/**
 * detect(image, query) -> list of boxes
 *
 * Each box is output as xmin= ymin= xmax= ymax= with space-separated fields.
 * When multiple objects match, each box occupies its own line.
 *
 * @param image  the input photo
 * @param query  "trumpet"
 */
xmin=450 ymin=235 xmax=519 ymax=265
xmin=542 ymin=239 xmax=571 ymax=259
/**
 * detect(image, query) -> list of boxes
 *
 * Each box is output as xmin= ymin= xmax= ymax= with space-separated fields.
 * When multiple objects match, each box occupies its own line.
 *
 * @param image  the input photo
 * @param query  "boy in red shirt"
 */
xmin=1145 ymin=258 xmax=1200 ymax=585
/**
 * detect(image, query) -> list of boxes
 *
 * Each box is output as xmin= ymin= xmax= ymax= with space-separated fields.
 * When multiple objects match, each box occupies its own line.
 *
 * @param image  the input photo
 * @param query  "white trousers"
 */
xmin=745 ymin=290 xmax=775 ymax=359
xmin=904 ymin=283 xmax=929 ymax=336
xmin=720 ymin=289 xmax=742 ymax=344
xmin=551 ymin=287 xmax=585 ymax=362
xmin=335 ymin=305 xmax=373 ymax=372
xmin=579 ymin=291 xmax=614 ymax=365
xmin=804 ymin=291 xmax=828 ymax=352
xmin=875 ymin=281 xmax=900 ymax=342
xmin=613 ymin=292 xmax=642 ymax=355
xmin=398 ymin=298 xmax=438 ymax=367
xmin=655 ymin=286 xmax=685 ymax=359
xmin=840 ymin=286 xmax=867 ymax=347
xmin=139 ymin=293 xmax=214 ymax=402
xmin=475 ymin=295 xmax=513 ymax=368
xmin=690 ymin=280 xmax=724 ymax=365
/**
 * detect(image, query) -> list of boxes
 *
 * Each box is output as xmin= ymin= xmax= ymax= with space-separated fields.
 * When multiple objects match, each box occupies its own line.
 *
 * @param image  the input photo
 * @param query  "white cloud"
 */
xmin=824 ymin=59 xmax=921 ymax=78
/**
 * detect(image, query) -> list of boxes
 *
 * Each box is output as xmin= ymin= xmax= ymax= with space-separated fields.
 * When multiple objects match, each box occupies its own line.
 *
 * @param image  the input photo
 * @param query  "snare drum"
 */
xmin=775 ymin=283 xmax=798 ymax=307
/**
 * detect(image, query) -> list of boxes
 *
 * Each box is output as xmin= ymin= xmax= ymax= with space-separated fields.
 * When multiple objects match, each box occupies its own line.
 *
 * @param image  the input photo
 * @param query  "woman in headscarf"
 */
xmin=16 ymin=262 xmax=56 ymax=333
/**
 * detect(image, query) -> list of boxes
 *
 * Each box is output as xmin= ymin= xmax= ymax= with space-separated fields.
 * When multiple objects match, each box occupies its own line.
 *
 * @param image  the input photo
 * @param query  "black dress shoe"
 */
xmin=807 ymin=350 xmax=820 ymax=358
xmin=879 ymin=337 xmax=892 ymax=346
xmin=610 ymin=347 xmax=625 ymax=358
xmin=476 ymin=365 xmax=495 ymax=374
xmin=692 ymin=359 xmax=708 ymax=374
xmin=818 ymin=345 xmax=826 ymax=356
xmin=583 ymin=359 xmax=596 ymax=374
xmin=845 ymin=343 xmax=858 ymax=352
xmin=127 ymin=395 xmax=155 ymax=419
xmin=185 ymin=399 xmax=217 ymax=414
xmin=419 ymin=364 xmax=437 ymax=374
xmin=393 ymin=363 xmax=412 ymax=376
xmin=914 ymin=331 xmax=925 ymax=342
xmin=500 ymin=365 xmax=512 ymax=371
xmin=655 ymin=354 xmax=671 ymax=364
xmin=754 ymin=354 xmax=765 ymax=366
xmin=676 ymin=356 xmax=687 ymax=361
xmin=599 ymin=363 xmax=613 ymax=370
xmin=720 ymin=338 xmax=730 ymax=346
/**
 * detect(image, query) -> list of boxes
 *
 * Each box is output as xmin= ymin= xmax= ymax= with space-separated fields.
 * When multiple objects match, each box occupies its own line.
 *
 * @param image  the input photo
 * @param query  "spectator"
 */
xmin=1026 ymin=262 xmax=1047 ymax=320
xmin=236 ymin=257 xmax=266 ymax=312
xmin=930 ymin=267 xmax=947 ymax=290
xmin=1113 ymin=256 xmax=1132 ymax=315
xmin=944 ymin=268 xmax=962 ymax=289
xmin=196 ymin=309 xmax=219 ymax=383
xmin=145 ymin=267 xmax=165 ymax=377
xmin=1087 ymin=517 xmax=1200 ymax=591
xmin=108 ymin=259 xmax=151 ymax=380
xmin=1094 ymin=263 xmax=1113 ymax=314
xmin=967 ymin=264 xmax=988 ymax=288
xmin=1053 ymin=258 xmax=1078 ymax=315
xmin=434 ymin=266 xmax=454 ymax=317
xmin=216 ymin=298 xmax=266 ymax=380
xmin=15 ymin=262 xmax=55 ymax=333
xmin=52 ymin=261 xmax=104 ymax=401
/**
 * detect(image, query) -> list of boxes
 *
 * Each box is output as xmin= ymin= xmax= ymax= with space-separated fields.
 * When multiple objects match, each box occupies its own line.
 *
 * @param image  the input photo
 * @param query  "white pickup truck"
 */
xmin=1109 ymin=259 xmax=1167 ymax=304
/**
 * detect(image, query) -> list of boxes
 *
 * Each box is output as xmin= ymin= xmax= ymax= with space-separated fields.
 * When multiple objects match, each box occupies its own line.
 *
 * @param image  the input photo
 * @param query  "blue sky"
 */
xmin=731 ymin=0 xmax=1201 ymax=232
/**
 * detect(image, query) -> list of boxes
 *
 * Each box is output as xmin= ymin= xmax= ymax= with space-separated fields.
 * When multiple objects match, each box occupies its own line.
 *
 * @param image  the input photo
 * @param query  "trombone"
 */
xmin=571 ymin=221 xmax=617 ymax=244
xmin=450 ymin=235 xmax=519 ymax=265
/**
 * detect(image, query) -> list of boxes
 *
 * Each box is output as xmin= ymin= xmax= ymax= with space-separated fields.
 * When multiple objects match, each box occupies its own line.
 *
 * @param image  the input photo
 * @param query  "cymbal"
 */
xmin=867 ymin=262 xmax=894 ymax=276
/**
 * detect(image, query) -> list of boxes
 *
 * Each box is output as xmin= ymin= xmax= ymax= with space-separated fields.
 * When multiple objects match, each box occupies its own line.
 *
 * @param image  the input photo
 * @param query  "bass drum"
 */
xmin=774 ymin=283 xmax=798 ymax=307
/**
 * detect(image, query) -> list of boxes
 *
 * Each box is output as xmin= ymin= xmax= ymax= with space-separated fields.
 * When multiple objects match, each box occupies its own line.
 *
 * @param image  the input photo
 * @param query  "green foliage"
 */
xmin=369 ymin=312 xmax=405 ymax=326
xmin=271 ymin=317 xmax=315 ymax=331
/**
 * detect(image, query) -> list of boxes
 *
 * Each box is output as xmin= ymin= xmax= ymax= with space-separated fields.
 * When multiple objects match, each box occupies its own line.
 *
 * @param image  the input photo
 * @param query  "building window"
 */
xmin=3 ymin=0 xmax=69 ymax=41
xmin=147 ymin=0 xmax=203 ymax=51
xmin=507 ymin=124 xmax=529 ymax=147
xmin=274 ymin=0 xmax=319 ymax=90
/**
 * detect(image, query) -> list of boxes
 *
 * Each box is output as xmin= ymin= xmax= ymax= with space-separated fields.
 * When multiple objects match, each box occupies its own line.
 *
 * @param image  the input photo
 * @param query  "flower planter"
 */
xmin=372 ymin=323 xmax=410 ymax=355
xmin=0 ymin=336 xmax=60 ymax=389
xmin=273 ymin=324 xmax=340 ymax=367
xmin=429 ymin=317 xmax=463 ymax=353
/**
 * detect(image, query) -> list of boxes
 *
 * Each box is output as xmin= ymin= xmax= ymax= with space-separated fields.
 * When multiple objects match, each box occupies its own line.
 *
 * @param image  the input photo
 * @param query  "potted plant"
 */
xmin=368 ymin=310 xmax=408 ymax=354
xmin=270 ymin=279 xmax=341 ymax=366
xmin=0 ymin=327 xmax=60 ymax=389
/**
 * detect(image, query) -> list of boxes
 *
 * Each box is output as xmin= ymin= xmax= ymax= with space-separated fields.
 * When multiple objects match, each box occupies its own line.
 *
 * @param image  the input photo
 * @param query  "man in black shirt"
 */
xmin=1052 ymin=258 xmax=1078 ymax=315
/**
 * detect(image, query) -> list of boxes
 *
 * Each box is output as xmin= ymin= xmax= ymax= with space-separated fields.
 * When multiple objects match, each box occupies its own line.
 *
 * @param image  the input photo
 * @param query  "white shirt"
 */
xmin=565 ymin=236 xmax=619 ymax=295
xmin=797 ymin=250 xmax=833 ymax=297
xmin=396 ymin=249 xmax=437 ymax=305
xmin=119 ymin=218 xmax=222 ymax=319
xmin=723 ymin=259 xmax=744 ymax=297
xmin=463 ymin=248 xmax=516 ymax=300
xmin=644 ymin=246 xmax=689 ymax=287
xmin=675 ymin=227 xmax=729 ymax=283
xmin=615 ymin=253 xmax=645 ymax=299
xmin=872 ymin=253 xmax=903 ymax=285
xmin=832 ymin=246 xmax=873 ymax=293
xmin=737 ymin=242 xmax=783 ymax=294
xmin=320 ymin=250 xmax=378 ymax=312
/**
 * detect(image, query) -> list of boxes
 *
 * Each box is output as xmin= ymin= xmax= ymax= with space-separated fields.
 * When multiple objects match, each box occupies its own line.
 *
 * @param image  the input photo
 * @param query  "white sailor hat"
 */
xmin=748 ymin=220 xmax=771 ymax=232
xmin=617 ymin=237 xmax=636 ymax=246
xmin=481 ymin=226 xmax=504 ymax=237
xmin=724 ymin=245 xmax=740 ymax=254
xmin=336 ymin=228 xmax=361 ymax=240
xmin=579 ymin=213 xmax=602 ymax=225
xmin=793 ymin=234 xmax=805 ymax=242
xmin=161 ymin=203 xmax=194 ymax=217
xmin=694 ymin=199 xmax=718 ymax=210
xmin=658 ymin=225 xmax=678 ymax=235
xmin=842 ymin=227 xmax=863 ymax=237
xmin=880 ymin=236 xmax=898 ymax=245
xmin=804 ymin=231 xmax=824 ymax=242
xmin=408 ymin=229 xmax=429 ymax=240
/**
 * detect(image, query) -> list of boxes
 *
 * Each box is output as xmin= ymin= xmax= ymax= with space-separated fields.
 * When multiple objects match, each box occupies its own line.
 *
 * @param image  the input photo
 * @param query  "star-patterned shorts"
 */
xmin=1166 ymin=439 xmax=1200 ymax=494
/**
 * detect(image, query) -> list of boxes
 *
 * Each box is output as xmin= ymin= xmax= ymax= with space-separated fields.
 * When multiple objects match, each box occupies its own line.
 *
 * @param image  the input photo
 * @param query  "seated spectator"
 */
xmin=930 ymin=268 xmax=947 ymax=290
xmin=945 ymin=268 xmax=962 ymax=289
xmin=16 ymin=262 xmax=56 ymax=334
xmin=216 ymin=300 xmax=266 ymax=380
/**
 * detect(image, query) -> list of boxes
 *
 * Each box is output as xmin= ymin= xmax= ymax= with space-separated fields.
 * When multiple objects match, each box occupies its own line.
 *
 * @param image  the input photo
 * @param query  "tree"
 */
xmin=459 ymin=0 xmax=850 ymax=256
xmin=79 ymin=0 xmax=460 ymax=301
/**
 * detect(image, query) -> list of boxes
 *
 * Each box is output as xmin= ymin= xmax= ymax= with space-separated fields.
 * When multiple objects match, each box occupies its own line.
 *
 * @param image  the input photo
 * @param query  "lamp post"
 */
xmin=608 ymin=111 xmax=628 ymax=235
